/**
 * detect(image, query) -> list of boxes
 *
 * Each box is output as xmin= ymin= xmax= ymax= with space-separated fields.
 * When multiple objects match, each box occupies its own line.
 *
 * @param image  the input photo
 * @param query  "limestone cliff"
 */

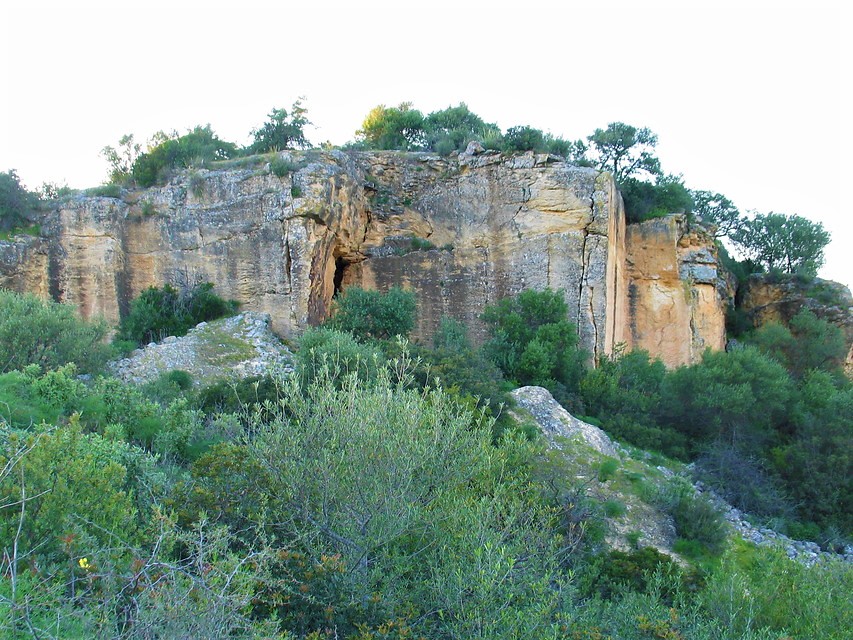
xmin=624 ymin=216 xmax=731 ymax=367
xmin=0 ymin=150 xmax=729 ymax=367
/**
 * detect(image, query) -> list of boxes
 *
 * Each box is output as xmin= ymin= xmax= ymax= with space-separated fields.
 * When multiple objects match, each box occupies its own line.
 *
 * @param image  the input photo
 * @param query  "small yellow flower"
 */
xmin=78 ymin=557 xmax=90 ymax=570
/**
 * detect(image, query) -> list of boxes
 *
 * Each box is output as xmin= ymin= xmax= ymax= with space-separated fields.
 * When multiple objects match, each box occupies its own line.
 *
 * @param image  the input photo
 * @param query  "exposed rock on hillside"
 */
xmin=109 ymin=311 xmax=293 ymax=386
xmin=510 ymin=386 xmax=619 ymax=457
xmin=4 ymin=151 xmax=730 ymax=367
xmin=0 ymin=235 xmax=50 ymax=297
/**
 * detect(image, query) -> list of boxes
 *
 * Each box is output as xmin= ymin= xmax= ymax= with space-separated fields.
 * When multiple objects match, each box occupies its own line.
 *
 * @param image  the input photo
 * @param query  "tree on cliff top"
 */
xmin=587 ymin=122 xmax=662 ymax=183
xmin=247 ymin=99 xmax=311 ymax=153
xmin=131 ymin=125 xmax=239 ymax=187
xmin=356 ymin=103 xmax=426 ymax=150
xmin=690 ymin=190 xmax=743 ymax=238
xmin=732 ymin=212 xmax=830 ymax=277
xmin=0 ymin=169 xmax=39 ymax=232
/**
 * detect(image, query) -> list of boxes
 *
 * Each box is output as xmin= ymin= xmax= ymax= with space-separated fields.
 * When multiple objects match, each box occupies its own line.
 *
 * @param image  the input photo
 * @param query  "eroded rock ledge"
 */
xmin=0 ymin=150 xmax=732 ymax=367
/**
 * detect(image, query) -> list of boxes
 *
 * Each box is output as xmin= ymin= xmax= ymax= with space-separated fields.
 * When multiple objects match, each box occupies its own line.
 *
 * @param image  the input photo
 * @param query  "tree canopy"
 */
xmin=0 ymin=169 xmax=38 ymax=232
xmin=131 ymin=125 xmax=239 ymax=187
xmin=732 ymin=212 xmax=831 ymax=276
xmin=587 ymin=122 xmax=662 ymax=183
xmin=690 ymin=190 xmax=742 ymax=237
xmin=248 ymin=99 xmax=311 ymax=153
xmin=356 ymin=102 xmax=426 ymax=150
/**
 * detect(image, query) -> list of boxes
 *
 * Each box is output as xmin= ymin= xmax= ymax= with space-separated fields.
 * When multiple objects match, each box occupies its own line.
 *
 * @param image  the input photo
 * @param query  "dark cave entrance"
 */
xmin=333 ymin=256 xmax=348 ymax=297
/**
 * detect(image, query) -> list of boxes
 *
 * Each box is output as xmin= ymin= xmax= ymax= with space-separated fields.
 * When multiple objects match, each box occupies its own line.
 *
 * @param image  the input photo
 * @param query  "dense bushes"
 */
xmin=131 ymin=125 xmax=239 ymax=187
xmin=0 ymin=170 xmax=39 ymax=232
xmin=117 ymin=281 xmax=238 ymax=346
xmin=329 ymin=285 xmax=416 ymax=340
xmin=355 ymin=102 xmax=586 ymax=158
xmin=481 ymin=288 xmax=587 ymax=410
xmin=0 ymin=291 xmax=113 ymax=374
xmin=2 ymin=278 xmax=852 ymax=637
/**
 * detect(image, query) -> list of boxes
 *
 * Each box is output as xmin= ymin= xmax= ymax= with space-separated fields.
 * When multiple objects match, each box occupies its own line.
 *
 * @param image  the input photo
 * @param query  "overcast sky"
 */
xmin=3 ymin=1 xmax=850 ymax=286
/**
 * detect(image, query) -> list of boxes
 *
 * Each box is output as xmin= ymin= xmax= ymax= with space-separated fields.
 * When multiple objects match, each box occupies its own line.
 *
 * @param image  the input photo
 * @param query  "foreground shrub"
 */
xmin=700 ymin=544 xmax=853 ymax=639
xmin=117 ymin=281 xmax=237 ymax=346
xmin=0 ymin=290 xmax=112 ymax=374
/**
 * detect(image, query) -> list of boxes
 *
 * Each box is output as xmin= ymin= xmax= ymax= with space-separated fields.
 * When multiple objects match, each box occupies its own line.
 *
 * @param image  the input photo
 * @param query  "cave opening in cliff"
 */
xmin=333 ymin=256 xmax=349 ymax=297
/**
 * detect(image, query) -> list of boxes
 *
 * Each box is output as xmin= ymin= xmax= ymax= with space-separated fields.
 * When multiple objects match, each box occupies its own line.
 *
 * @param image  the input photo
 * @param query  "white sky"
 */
xmin=2 ymin=1 xmax=851 ymax=286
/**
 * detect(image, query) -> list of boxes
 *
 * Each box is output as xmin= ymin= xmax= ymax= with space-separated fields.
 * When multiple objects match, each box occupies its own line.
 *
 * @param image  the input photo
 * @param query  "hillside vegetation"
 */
xmin=1 ymin=283 xmax=850 ymax=639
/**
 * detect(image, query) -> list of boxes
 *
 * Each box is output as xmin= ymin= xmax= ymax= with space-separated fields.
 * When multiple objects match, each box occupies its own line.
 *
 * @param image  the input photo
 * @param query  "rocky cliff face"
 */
xmin=624 ymin=215 xmax=732 ymax=367
xmin=0 ymin=150 xmax=730 ymax=367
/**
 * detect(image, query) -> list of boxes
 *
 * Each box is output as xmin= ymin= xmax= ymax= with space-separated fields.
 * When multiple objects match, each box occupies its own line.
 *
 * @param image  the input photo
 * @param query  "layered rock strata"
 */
xmin=0 ymin=150 xmax=730 ymax=367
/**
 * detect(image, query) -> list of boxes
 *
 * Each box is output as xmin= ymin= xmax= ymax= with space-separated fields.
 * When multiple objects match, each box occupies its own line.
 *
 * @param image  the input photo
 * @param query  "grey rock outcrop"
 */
xmin=109 ymin=311 xmax=293 ymax=386
xmin=510 ymin=385 xmax=619 ymax=457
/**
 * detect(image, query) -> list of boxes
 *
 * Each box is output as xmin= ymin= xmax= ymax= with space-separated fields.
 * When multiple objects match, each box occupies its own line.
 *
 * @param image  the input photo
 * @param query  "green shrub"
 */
xmin=745 ymin=309 xmax=847 ymax=378
xmin=603 ymin=499 xmax=627 ymax=518
xmin=132 ymin=125 xmax=239 ymax=187
xmin=598 ymin=458 xmax=619 ymax=482
xmin=270 ymin=156 xmax=299 ymax=177
xmin=329 ymin=286 xmax=416 ymax=341
xmin=700 ymin=545 xmax=853 ymax=639
xmin=85 ymin=183 xmax=122 ymax=198
xmin=140 ymin=369 xmax=195 ymax=405
xmin=671 ymin=491 xmax=727 ymax=554
xmin=482 ymin=288 xmax=588 ymax=410
xmin=409 ymin=236 xmax=435 ymax=251
xmin=0 ymin=169 xmax=39 ymax=231
xmin=196 ymin=374 xmax=284 ymax=425
xmin=620 ymin=175 xmax=693 ymax=223
xmin=296 ymin=327 xmax=385 ymax=386
xmin=581 ymin=547 xmax=686 ymax=600
xmin=0 ymin=290 xmax=113 ymax=374
xmin=658 ymin=346 xmax=795 ymax=457
xmin=117 ymin=282 xmax=238 ymax=346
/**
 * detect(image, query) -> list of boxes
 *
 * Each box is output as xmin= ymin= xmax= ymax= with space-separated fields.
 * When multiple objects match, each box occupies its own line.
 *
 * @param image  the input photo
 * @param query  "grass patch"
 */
xmin=193 ymin=325 xmax=256 ymax=367
xmin=0 ymin=224 xmax=41 ymax=241
xmin=85 ymin=184 xmax=122 ymax=198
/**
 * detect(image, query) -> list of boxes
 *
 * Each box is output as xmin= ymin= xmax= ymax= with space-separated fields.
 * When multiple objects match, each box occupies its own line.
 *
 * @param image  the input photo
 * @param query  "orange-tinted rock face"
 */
xmin=624 ymin=215 xmax=729 ymax=368
xmin=3 ymin=150 xmax=732 ymax=367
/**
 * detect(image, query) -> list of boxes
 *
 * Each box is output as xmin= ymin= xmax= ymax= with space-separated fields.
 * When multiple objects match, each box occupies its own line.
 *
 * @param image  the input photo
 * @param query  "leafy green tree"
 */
xmin=501 ymin=125 xmax=546 ymax=153
xmin=247 ymin=98 xmax=311 ymax=153
xmin=356 ymin=102 xmax=425 ymax=150
xmin=746 ymin=309 xmax=847 ymax=378
xmin=0 ymin=291 xmax=112 ymax=374
xmin=732 ymin=212 xmax=830 ymax=276
xmin=578 ymin=349 xmax=688 ymax=456
xmin=587 ymin=122 xmax=662 ymax=182
xmin=619 ymin=174 xmax=693 ymax=223
xmin=131 ymin=125 xmax=239 ymax=187
xmin=100 ymin=134 xmax=142 ymax=184
xmin=0 ymin=170 xmax=39 ymax=232
xmin=422 ymin=103 xmax=500 ymax=155
xmin=778 ymin=370 xmax=853 ymax=534
xmin=690 ymin=190 xmax=742 ymax=237
xmin=482 ymin=289 xmax=587 ymax=406
xmin=329 ymin=286 xmax=416 ymax=340
xmin=659 ymin=346 xmax=795 ymax=455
